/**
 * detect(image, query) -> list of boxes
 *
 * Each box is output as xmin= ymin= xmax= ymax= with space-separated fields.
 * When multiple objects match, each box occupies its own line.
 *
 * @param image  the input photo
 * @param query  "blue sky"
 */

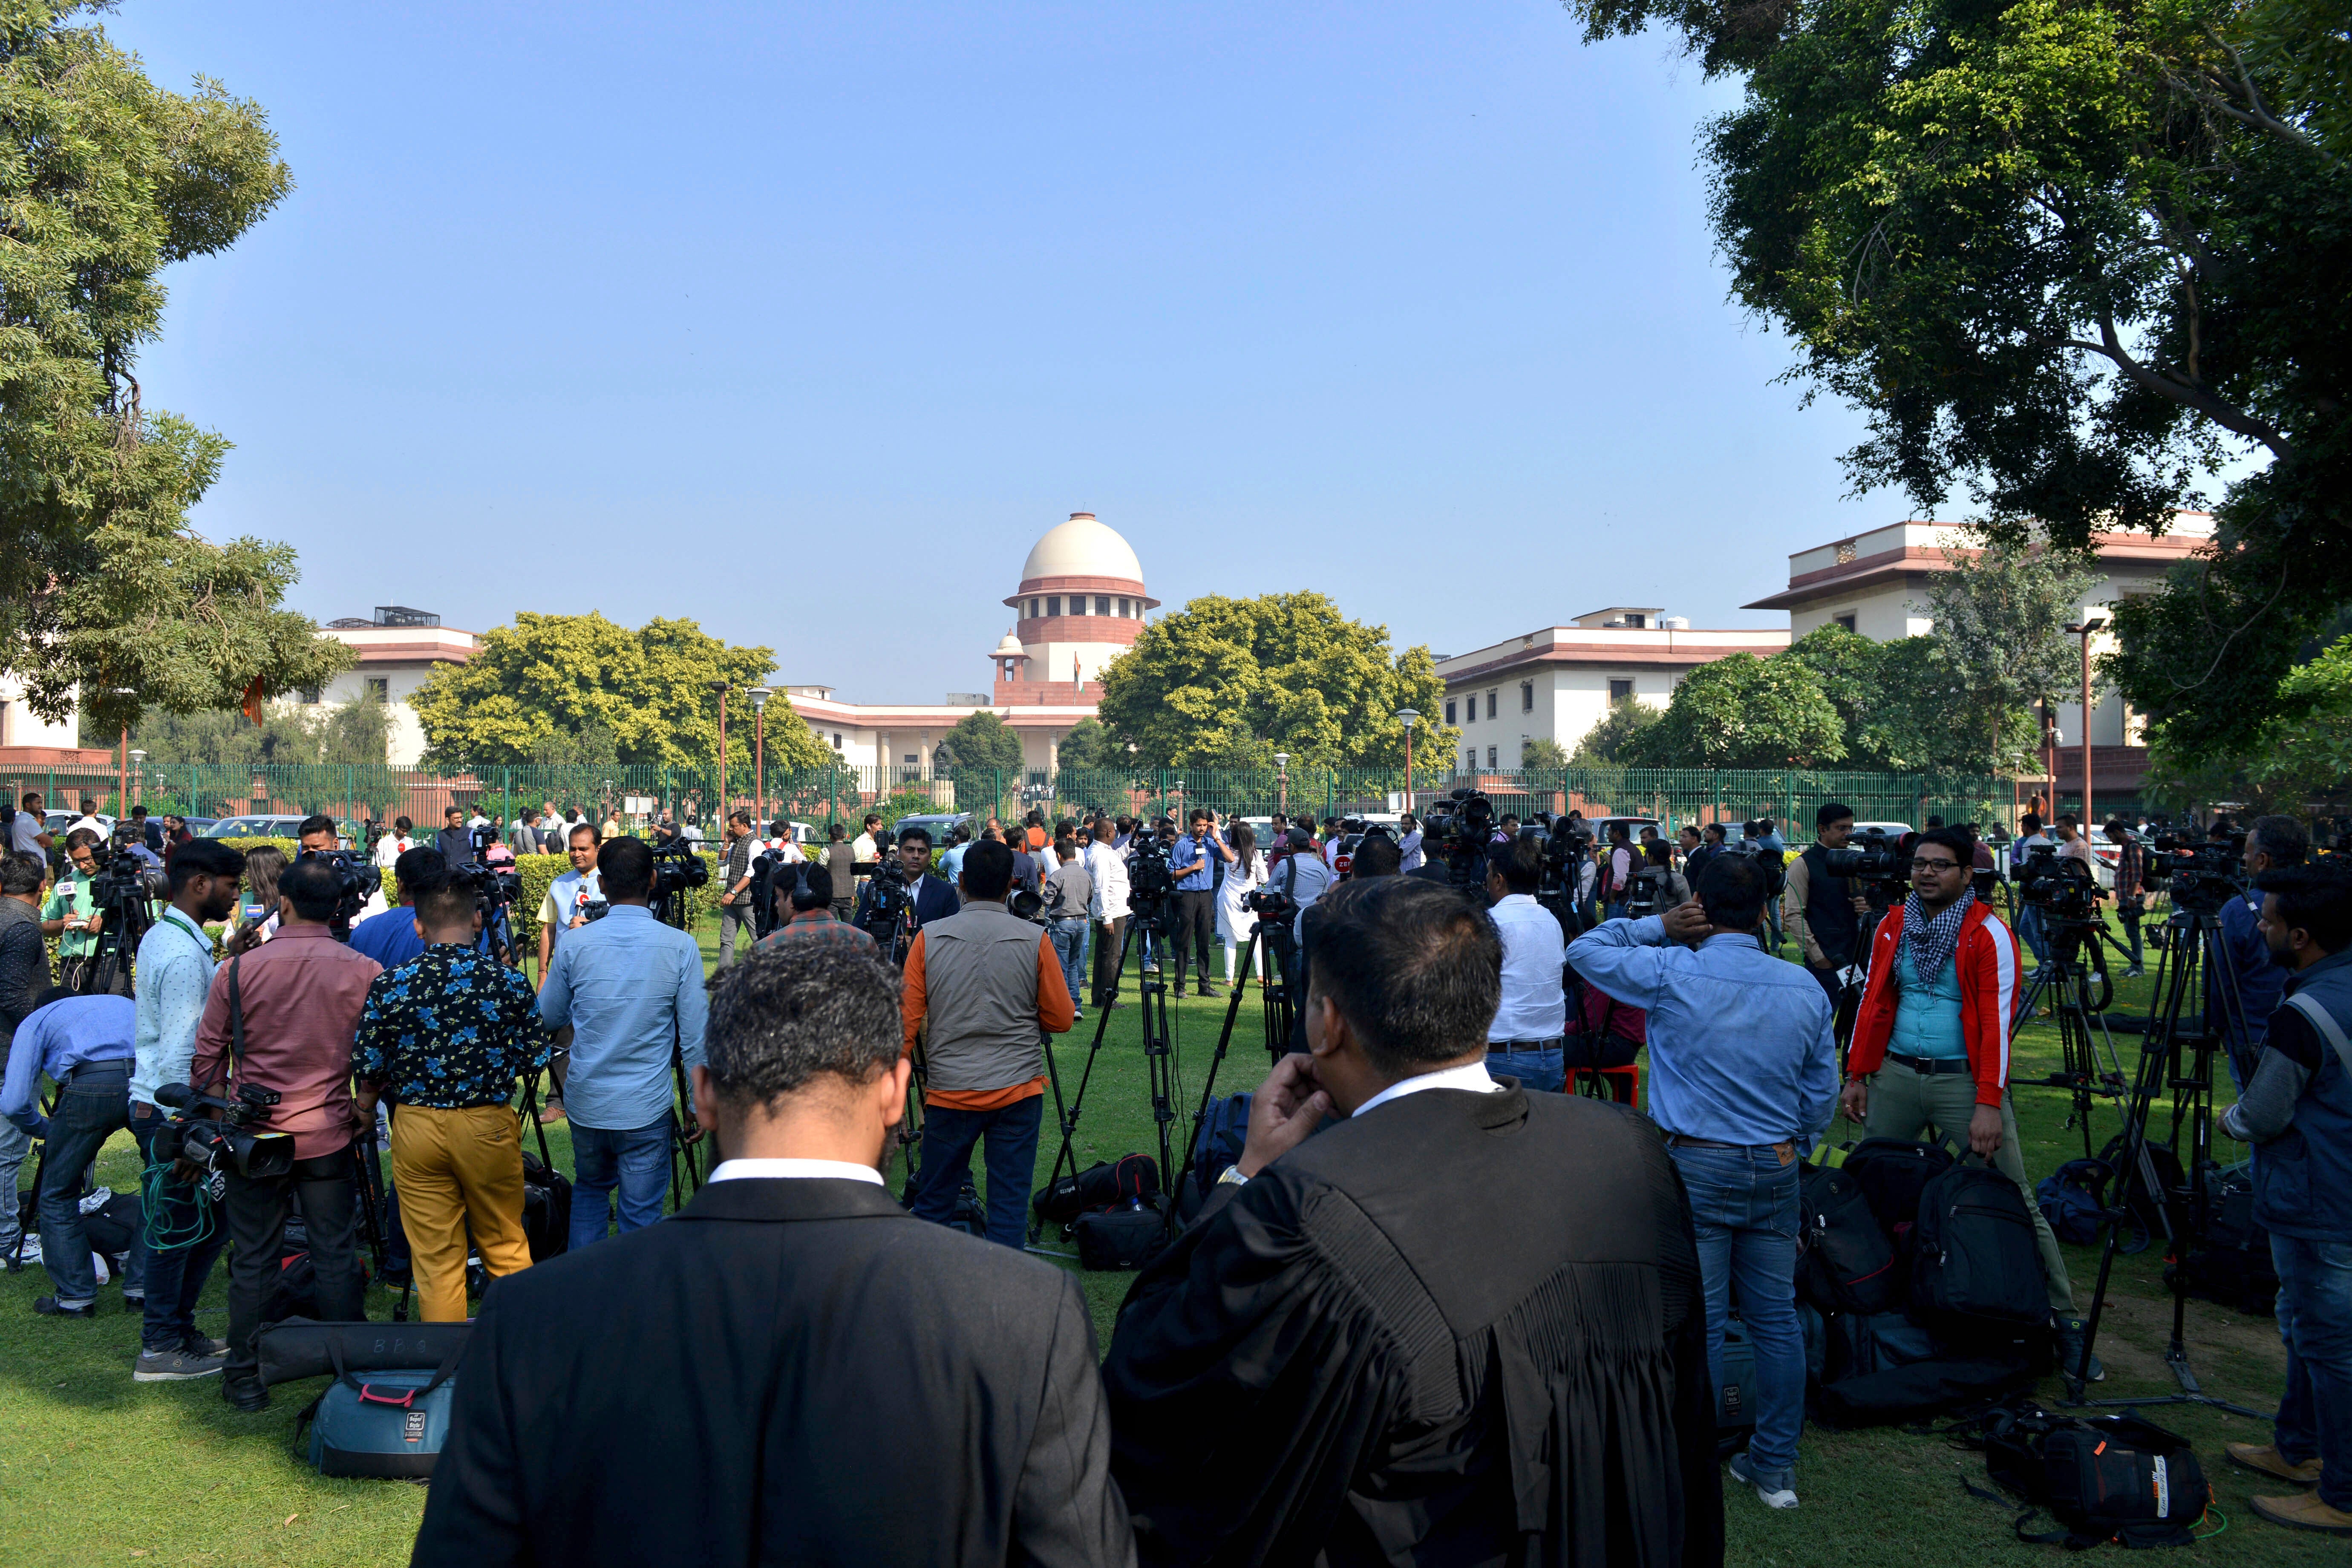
xmin=112 ymin=1 xmax=1888 ymax=702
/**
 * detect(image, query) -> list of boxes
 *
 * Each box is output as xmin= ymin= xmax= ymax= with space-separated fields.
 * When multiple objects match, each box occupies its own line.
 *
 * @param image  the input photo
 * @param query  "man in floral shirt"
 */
xmin=354 ymin=880 xmax=555 ymax=1321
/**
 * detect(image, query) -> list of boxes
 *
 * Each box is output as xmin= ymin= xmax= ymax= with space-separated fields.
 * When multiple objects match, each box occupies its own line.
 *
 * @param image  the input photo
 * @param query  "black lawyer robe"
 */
xmin=1102 ymin=1082 xmax=1723 ymax=1568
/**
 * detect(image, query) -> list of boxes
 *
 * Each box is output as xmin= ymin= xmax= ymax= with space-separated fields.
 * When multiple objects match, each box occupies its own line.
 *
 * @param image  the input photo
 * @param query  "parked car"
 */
xmin=44 ymin=810 xmax=115 ymax=839
xmin=202 ymin=814 xmax=313 ymax=841
xmin=891 ymin=813 xmax=973 ymax=851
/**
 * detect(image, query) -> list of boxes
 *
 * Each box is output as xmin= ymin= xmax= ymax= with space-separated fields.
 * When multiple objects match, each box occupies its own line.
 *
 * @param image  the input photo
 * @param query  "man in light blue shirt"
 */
xmin=1167 ymin=809 xmax=1232 ymax=998
xmin=1568 ymin=852 xmax=1834 ymax=1514
xmin=6 ymin=990 xmax=136 ymax=1317
xmin=538 ymin=836 xmax=709 ymax=1247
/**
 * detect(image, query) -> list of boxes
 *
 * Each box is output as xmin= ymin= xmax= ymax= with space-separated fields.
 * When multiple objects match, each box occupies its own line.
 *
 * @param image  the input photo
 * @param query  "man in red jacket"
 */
xmin=1836 ymin=824 xmax=2098 ymax=1378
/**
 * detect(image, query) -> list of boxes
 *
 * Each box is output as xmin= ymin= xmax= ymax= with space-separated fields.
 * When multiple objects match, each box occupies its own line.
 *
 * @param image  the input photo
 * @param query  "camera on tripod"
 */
xmin=1421 ymin=789 xmax=1497 ymax=889
xmin=1126 ymin=834 xmax=1176 ymax=920
xmin=2143 ymin=827 xmax=2245 ymax=915
xmin=149 ymin=1082 xmax=296 ymax=1199
xmin=649 ymin=836 xmax=709 ymax=925
xmin=88 ymin=843 xmax=167 ymax=913
xmin=1623 ymin=865 xmax=1671 ymax=919
xmin=2018 ymin=842 xmax=2102 ymax=922
xmin=297 ymin=848 xmax=382 ymax=930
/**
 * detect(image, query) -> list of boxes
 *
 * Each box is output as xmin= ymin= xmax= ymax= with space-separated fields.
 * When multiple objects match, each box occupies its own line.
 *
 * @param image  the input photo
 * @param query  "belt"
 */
xmin=1488 ymin=1039 xmax=1565 ymax=1052
xmin=1885 ymin=1052 xmax=1972 ymax=1076
xmin=1669 ymin=1133 xmax=1797 ymax=1163
xmin=65 ymin=1058 xmax=130 ymax=1081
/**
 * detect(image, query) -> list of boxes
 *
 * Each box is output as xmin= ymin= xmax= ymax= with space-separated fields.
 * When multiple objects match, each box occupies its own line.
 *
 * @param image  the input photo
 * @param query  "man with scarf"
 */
xmin=1839 ymin=824 xmax=2101 ymax=1380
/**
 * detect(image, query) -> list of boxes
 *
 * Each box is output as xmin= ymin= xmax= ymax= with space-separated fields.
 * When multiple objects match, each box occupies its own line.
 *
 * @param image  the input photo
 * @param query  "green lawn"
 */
xmin=0 ymin=910 xmax=2327 ymax=1565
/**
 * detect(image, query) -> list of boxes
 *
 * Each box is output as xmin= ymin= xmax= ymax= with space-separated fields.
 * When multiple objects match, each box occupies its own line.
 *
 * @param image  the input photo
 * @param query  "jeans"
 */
xmin=1048 ymin=918 xmax=1089 ymax=1017
xmin=1670 ymin=1142 xmax=1805 ymax=1476
xmin=909 ymin=1096 xmax=1043 ymax=1249
xmin=2017 ymin=903 xmax=2052 ymax=966
xmin=716 ymin=900 xmax=754 ymax=968
xmin=1170 ymin=890 xmax=1217 ymax=991
xmin=223 ymin=1144 xmax=363 ymax=1384
xmin=0 ymin=1111 xmax=25 ymax=1256
xmin=2273 ymin=1232 xmax=2352 ymax=1511
xmin=1486 ymin=1046 xmax=1565 ymax=1093
xmin=37 ymin=1064 xmax=133 ymax=1304
xmin=569 ymin=1115 xmax=673 ymax=1248
xmin=2119 ymin=912 xmax=2145 ymax=970
xmin=130 ymin=1110 xmax=229 ymax=1353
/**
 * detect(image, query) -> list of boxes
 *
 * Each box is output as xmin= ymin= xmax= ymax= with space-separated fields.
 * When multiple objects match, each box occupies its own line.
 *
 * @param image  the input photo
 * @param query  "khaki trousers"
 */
xmin=1859 ymin=1058 xmax=2075 ymax=1315
xmin=389 ymin=1103 xmax=534 ymax=1322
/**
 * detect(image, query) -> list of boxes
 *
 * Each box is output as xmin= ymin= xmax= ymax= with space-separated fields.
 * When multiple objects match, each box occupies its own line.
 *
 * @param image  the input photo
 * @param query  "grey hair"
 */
xmin=704 ymin=944 xmax=904 ymax=1107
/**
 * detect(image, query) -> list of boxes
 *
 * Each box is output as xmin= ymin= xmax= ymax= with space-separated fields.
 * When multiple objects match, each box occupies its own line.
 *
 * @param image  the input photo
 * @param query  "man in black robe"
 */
xmin=1101 ymin=876 xmax=1721 ymax=1567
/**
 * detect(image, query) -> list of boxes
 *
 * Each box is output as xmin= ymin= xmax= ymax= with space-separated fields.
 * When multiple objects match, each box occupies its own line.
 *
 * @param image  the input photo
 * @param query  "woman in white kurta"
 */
xmin=1214 ymin=821 xmax=1270 ymax=983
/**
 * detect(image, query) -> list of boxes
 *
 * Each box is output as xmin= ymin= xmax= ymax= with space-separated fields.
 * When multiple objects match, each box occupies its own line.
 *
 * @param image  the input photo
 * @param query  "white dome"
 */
xmin=991 ymin=631 xmax=1027 ymax=658
xmin=1019 ymin=513 xmax=1144 ymax=586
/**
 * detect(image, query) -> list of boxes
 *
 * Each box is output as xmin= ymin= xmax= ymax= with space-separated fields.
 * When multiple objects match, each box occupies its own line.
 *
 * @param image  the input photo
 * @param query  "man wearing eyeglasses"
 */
xmin=1839 ymin=824 xmax=2100 ymax=1381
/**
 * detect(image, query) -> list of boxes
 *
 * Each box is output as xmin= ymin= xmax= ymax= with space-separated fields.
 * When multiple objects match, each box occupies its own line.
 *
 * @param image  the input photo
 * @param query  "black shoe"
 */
xmin=34 ymin=1296 xmax=96 ymax=1319
xmin=1196 ymin=986 xmax=1222 ymax=999
xmin=222 ymin=1377 xmax=268 ymax=1412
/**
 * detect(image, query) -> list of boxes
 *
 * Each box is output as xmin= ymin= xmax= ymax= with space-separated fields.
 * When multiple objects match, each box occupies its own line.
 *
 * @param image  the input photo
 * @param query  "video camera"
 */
xmin=296 ymin=847 xmax=381 ymax=933
xmin=1421 ymin=788 xmax=1499 ymax=890
xmin=1824 ymin=827 xmax=1913 ymax=911
xmin=2017 ymin=842 xmax=2102 ymax=922
xmin=2142 ymin=825 xmax=2245 ymax=915
xmin=1126 ymin=832 xmax=1175 ymax=919
xmin=150 ymin=1082 xmax=295 ymax=1200
xmin=649 ymin=835 xmax=709 ymax=927
xmin=88 ymin=842 xmax=167 ymax=912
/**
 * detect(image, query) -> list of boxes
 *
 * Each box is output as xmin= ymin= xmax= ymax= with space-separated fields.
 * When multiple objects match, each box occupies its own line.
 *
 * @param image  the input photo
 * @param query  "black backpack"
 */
xmin=1073 ymin=1202 xmax=1169 ymax=1270
xmin=1969 ymin=1404 xmax=2211 ymax=1548
xmin=1033 ymin=1154 xmax=1160 ymax=1228
xmin=1909 ymin=1157 xmax=2050 ymax=1338
xmin=519 ymin=1150 xmax=571 ymax=1263
xmin=1840 ymin=1137 xmax=1955 ymax=1240
xmin=1798 ymin=1164 xmax=1900 ymax=1315
xmin=2034 ymin=1158 xmax=2114 ymax=1248
xmin=2168 ymin=1164 xmax=2280 ymax=1316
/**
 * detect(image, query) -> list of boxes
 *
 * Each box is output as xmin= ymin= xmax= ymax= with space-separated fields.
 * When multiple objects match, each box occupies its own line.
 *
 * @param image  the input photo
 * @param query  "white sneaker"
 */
xmin=1729 ymin=1451 xmax=1799 ymax=1510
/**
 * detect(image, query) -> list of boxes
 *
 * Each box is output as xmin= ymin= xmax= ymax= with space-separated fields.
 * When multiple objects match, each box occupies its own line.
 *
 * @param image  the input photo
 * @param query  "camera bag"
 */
xmin=2033 ymin=1158 xmax=2116 ymax=1248
xmin=257 ymin=1317 xmax=472 ymax=1386
xmin=293 ymin=1332 xmax=465 ymax=1479
xmin=1908 ymin=1156 xmax=2050 ymax=1338
xmin=520 ymin=1149 xmax=571 ymax=1262
xmin=2167 ymin=1163 xmax=2279 ymax=1316
xmin=1839 ymin=1137 xmax=1955 ymax=1240
xmin=1073 ymin=1200 xmax=1169 ymax=1271
xmin=2095 ymin=1132 xmax=2185 ymax=1244
xmin=1797 ymin=1164 xmax=1900 ymax=1315
xmin=1714 ymin=1316 xmax=1757 ymax=1457
xmin=1967 ymin=1404 xmax=2210 ymax=1548
xmin=79 ymin=1190 xmax=142 ymax=1260
xmin=1032 ymin=1153 xmax=1160 ymax=1228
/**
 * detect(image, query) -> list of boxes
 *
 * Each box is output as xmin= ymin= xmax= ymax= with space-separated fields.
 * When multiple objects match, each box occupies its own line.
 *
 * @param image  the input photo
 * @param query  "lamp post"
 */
xmin=748 ymin=687 xmax=772 ymax=823
xmin=709 ymin=680 xmax=731 ymax=829
xmin=128 ymin=749 xmax=146 ymax=810
xmin=1274 ymin=752 xmax=1289 ymax=817
xmin=1394 ymin=710 xmax=1418 ymax=812
xmin=2064 ymin=617 xmax=2107 ymax=827
xmin=111 ymin=687 xmax=135 ymax=818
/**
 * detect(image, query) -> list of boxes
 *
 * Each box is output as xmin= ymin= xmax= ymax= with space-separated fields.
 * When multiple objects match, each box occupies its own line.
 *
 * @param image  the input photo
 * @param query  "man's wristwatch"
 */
xmin=1216 ymin=1164 xmax=1250 ymax=1188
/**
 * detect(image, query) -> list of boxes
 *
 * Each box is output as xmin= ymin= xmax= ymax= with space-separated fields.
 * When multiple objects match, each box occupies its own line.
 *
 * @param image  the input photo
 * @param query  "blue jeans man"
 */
xmin=35 ymin=1062 xmax=134 ymax=1309
xmin=1048 ymin=918 xmax=1090 ymax=1022
xmin=2270 ymin=1234 xmax=2352 ymax=1516
xmin=568 ymin=1116 xmax=674 ymax=1248
xmin=1670 ymin=1141 xmax=1805 ymax=1500
xmin=1486 ymin=1044 xmax=1565 ymax=1094
xmin=909 ymin=1096 xmax=1044 ymax=1249
xmin=129 ymin=1109 xmax=231 ymax=1360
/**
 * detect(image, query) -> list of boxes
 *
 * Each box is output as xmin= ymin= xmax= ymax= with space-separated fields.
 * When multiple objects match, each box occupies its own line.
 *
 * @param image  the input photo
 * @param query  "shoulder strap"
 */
xmin=201 ymin=954 xmax=248 ymax=1097
xmin=2283 ymin=991 xmax=2352 ymax=1082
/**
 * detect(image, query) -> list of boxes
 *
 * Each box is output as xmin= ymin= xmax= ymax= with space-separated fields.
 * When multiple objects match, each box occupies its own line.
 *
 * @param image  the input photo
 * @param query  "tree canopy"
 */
xmin=1093 ymin=593 xmax=1455 ymax=770
xmin=1564 ymin=0 xmax=2350 ymax=765
xmin=0 ymin=4 xmax=340 ymax=738
xmin=1568 ymin=703 xmax=1660 ymax=764
xmin=1621 ymin=654 xmax=1847 ymax=768
xmin=1053 ymin=716 xmax=1113 ymax=772
xmin=409 ymin=612 xmax=817 ymax=770
xmin=934 ymin=709 xmax=1025 ymax=775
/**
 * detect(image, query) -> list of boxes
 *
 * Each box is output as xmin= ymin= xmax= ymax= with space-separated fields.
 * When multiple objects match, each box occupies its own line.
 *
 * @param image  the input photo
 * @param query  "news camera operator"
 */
xmin=2218 ymin=815 xmax=2306 ymax=1089
xmin=0 ymin=851 xmax=51 ymax=1270
xmin=5 ymin=986 xmax=136 ymax=1318
xmin=900 ymin=839 xmax=1074 ymax=1248
xmin=1167 ymin=808 xmax=1232 ymax=999
xmin=758 ymin=860 xmax=878 ymax=958
xmin=2218 ymin=860 xmax=2352 ymax=1535
xmin=1569 ymin=853 xmax=1836 ymax=1512
xmin=1838 ymin=825 xmax=2098 ymax=1380
xmin=354 ymin=879 xmax=555 ymax=1323
xmin=857 ymin=826 xmax=956 ymax=942
xmin=1784 ymin=802 xmax=1872 ymax=1005
xmin=187 ymin=856 xmax=383 ymax=1411
xmin=2105 ymin=817 xmax=2149 ymax=978
xmin=538 ymin=836 xmax=709 ymax=1247
xmin=1480 ymin=835 xmax=1568 ymax=1092
xmin=435 ymin=804 xmax=474 ymax=868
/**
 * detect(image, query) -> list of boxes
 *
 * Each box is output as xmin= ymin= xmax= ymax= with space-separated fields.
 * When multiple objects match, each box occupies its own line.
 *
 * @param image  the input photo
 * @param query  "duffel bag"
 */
xmin=1798 ymin=1164 xmax=1899 ymax=1315
xmin=1034 ymin=1153 xmax=1160 ymax=1228
xmin=1840 ymin=1137 xmax=1955 ymax=1239
xmin=256 ymin=1317 xmax=470 ymax=1388
xmin=521 ymin=1150 xmax=571 ymax=1262
xmin=2034 ymin=1157 xmax=2113 ymax=1247
xmin=292 ymin=1333 xmax=464 ymax=1479
xmin=1074 ymin=1201 xmax=1169 ymax=1271
xmin=1815 ymin=1354 xmax=2038 ymax=1427
xmin=1911 ymin=1157 xmax=2049 ymax=1338
xmin=2168 ymin=1162 xmax=2279 ymax=1316
xmin=1972 ymin=1404 xmax=2211 ymax=1548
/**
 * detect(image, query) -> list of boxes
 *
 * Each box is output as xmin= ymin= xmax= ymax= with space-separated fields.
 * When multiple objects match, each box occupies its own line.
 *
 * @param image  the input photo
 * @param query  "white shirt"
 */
xmin=1354 ymin=1058 xmax=1503 ymax=1119
xmin=1398 ymin=830 xmax=1424 ymax=872
xmin=851 ymin=833 xmax=877 ymax=865
xmin=1085 ymin=839 xmax=1130 ymax=922
xmin=373 ymin=833 xmax=412 ymax=869
xmin=709 ymin=1158 xmax=883 ymax=1187
xmin=1487 ymin=893 xmax=1568 ymax=1042
xmin=67 ymin=814 xmax=106 ymax=840
xmin=1281 ymin=849 xmax=1337 ymax=941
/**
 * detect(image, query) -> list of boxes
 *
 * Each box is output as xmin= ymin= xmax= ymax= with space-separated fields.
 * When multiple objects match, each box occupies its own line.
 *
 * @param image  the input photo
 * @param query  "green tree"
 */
xmin=1094 ymin=592 xmax=1455 ymax=769
xmin=1568 ymin=703 xmax=1661 ymax=764
xmin=1917 ymin=534 xmax=2096 ymax=772
xmin=1564 ymin=0 xmax=2350 ymax=764
xmin=1623 ymin=654 xmax=1845 ymax=769
xmin=935 ymin=709 xmax=1025 ymax=775
xmin=408 ymin=612 xmax=810 ymax=769
xmin=1519 ymin=736 xmax=1571 ymax=770
xmin=1776 ymin=625 xmax=2030 ymax=772
xmin=1052 ymin=716 xmax=1112 ymax=772
xmin=0 ymin=4 xmax=342 ymax=739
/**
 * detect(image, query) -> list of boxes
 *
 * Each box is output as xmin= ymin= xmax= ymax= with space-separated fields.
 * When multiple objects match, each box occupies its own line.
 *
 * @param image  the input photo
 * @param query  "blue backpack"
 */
xmin=2035 ymin=1159 xmax=2113 ymax=1248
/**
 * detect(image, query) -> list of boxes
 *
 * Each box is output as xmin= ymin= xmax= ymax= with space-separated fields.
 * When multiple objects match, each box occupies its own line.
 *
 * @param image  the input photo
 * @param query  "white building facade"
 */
xmin=311 ymin=608 xmax=479 ymax=765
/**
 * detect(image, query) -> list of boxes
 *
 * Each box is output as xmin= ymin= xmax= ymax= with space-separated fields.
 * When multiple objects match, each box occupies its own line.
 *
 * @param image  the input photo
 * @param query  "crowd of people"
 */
xmin=0 ymin=783 xmax=2347 ymax=1551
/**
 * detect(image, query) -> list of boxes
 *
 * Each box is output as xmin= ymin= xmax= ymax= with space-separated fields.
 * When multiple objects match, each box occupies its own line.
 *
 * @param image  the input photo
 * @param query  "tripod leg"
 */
xmin=1183 ymin=935 xmax=1255 ymax=1204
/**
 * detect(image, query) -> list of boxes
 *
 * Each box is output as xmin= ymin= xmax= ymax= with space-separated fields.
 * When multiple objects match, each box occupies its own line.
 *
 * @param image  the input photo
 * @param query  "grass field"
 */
xmin=0 ymin=906 xmax=2331 ymax=1565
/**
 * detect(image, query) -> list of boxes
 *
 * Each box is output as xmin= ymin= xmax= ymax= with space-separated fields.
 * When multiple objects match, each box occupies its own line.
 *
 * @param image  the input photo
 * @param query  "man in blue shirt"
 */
xmin=1167 ymin=809 xmax=1233 ymax=999
xmin=349 ymin=845 xmax=457 ymax=971
xmin=538 ymin=836 xmax=709 ymax=1246
xmin=4 ymin=989 xmax=137 ymax=1320
xmin=2215 ymin=816 xmax=2302 ymax=1090
xmin=1569 ymin=853 xmax=1836 ymax=1514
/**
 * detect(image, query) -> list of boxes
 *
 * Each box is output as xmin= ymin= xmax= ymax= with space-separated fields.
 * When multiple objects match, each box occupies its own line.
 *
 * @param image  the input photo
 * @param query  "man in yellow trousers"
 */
xmin=354 ymin=879 xmax=554 ymax=1320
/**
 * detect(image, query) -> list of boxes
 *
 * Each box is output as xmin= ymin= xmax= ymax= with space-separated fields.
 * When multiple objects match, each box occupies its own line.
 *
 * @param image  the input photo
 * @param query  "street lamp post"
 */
xmin=2064 ymin=617 xmax=2107 ymax=827
xmin=1394 ymin=710 xmax=1418 ymax=812
xmin=110 ymin=687 xmax=135 ymax=818
xmin=128 ymin=750 xmax=146 ymax=810
xmin=749 ymin=687 xmax=772 ymax=824
xmin=1274 ymin=752 xmax=1289 ymax=818
xmin=709 ymin=680 xmax=731 ymax=829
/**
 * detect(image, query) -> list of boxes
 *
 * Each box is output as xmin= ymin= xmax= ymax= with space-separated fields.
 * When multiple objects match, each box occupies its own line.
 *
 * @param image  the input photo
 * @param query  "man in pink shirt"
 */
xmin=187 ymin=856 xmax=382 ymax=1411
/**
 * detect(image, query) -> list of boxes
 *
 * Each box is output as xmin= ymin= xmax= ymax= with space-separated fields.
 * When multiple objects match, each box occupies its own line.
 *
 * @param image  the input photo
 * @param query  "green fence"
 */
xmin=1 ymin=758 xmax=2016 ymax=838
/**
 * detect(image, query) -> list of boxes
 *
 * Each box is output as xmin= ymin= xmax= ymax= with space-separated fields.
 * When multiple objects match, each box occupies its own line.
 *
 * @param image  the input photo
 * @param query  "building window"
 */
xmin=1520 ymin=680 xmax=1533 ymax=713
xmin=1029 ymin=770 xmax=1047 ymax=787
xmin=1608 ymin=678 xmax=1634 ymax=704
xmin=1462 ymin=698 xmax=1473 ymax=725
xmin=1046 ymin=595 xmax=1061 ymax=617
xmin=300 ymin=686 xmax=322 ymax=705
xmin=1623 ymin=612 xmax=1646 ymax=628
xmin=830 ymin=733 xmax=842 ymax=749
xmin=364 ymin=677 xmax=389 ymax=703
xmin=1486 ymin=689 xmax=1498 ymax=720
xmin=1444 ymin=699 xmax=1457 ymax=726
xmin=1027 ymin=598 xmax=1039 ymax=618
xmin=1486 ymin=746 xmax=1498 ymax=769
xmin=903 ymin=754 xmax=917 ymax=766
xmin=1116 ymin=597 xmax=1128 ymax=617
xmin=1834 ymin=613 xmax=1857 ymax=633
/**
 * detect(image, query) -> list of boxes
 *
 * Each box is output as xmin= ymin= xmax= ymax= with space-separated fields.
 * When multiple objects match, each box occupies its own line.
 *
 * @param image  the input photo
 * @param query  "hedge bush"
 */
xmin=212 ymin=840 xmax=722 ymax=932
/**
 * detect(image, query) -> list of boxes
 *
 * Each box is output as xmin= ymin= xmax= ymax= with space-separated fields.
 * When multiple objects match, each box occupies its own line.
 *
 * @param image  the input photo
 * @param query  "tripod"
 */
xmin=2010 ymin=912 xmax=2130 ymax=1158
xmin=2065 ymin=901 xmax=2271 ymax=1417
xmin=1030 ymin=899 xmax=1180 ymax=1246
xmin=1174 ymin=921 xmax=1290 ymax=1207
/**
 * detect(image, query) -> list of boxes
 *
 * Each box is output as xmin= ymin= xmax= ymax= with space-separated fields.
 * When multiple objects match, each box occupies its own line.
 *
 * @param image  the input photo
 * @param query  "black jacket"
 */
xmin=412 ymin=1177 xmax=1133 ymax=1568
xmin=1102 ymin=1083 xmax=1721 ymax=1568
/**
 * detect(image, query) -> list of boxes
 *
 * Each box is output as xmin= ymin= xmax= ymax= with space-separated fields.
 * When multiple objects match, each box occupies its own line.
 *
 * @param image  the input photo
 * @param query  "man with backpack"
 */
xmin=1838 ymin=824 xmax=2100 ymax=1381
xmin=2219 ymin=859 xmax=2352 ymax=1535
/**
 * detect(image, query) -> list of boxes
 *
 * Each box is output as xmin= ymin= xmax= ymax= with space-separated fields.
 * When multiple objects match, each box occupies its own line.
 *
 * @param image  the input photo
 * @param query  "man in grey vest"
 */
xmin=900 ymin=838 xmax=1074 ymax=1246
xmin=2222 ymin=860 xmax=2352 ymax=1536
